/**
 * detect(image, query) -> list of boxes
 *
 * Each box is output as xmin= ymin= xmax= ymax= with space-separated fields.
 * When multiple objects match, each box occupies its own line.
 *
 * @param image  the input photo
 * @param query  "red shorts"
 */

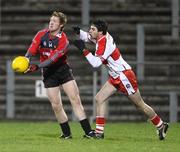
xmin=108 ymin=69 xmax=138 ymax=95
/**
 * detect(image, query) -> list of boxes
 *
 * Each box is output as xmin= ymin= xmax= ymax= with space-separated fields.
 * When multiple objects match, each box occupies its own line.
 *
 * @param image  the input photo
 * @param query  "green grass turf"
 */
xmin=0 ymin=121 xmax=179 ymax=152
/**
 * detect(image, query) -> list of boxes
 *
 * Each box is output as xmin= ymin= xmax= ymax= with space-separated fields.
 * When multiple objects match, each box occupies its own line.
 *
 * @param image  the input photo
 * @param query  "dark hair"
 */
xmin=91 ymin=19 xmax=108 ymax=35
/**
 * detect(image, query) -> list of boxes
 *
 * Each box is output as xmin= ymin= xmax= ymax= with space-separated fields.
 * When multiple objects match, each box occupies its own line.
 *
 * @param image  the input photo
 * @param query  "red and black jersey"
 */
xmin=28 ymin=28 xmax=69 ymax=65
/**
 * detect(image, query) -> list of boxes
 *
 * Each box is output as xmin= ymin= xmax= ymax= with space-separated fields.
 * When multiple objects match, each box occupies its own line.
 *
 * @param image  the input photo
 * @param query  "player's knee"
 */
xmin=51 ymin=102 xmax=63 ymax=112
xmin=135 ymin=105 xmax=142 ymax=112
xmin=95 ymin=95 xmax=103 ymax=104
xmin=69 ymin=94 xmax=82 ymax=106
xmin=48 ymin=94 xmax=59 ymax=102
xmin=136 ymin=102 xmax=147 ymax=113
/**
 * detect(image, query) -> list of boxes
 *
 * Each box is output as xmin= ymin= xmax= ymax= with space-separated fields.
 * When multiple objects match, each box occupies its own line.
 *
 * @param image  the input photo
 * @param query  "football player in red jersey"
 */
xmin=25 ymin=11 xmax=94 ymax=139
xmin=73 ymin=20 xmax=169 ymax=140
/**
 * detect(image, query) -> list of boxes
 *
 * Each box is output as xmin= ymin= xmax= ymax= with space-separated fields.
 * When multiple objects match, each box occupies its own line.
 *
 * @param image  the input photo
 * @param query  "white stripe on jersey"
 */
xmin=86 ymin=53 xmax=102 ymax=68
xmin=119 ymin=72 xmax=135 ymax=95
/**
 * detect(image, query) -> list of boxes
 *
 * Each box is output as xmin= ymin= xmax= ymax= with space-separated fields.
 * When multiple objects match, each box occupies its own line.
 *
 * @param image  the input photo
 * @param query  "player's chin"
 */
xmin=49 ymin=27 xmax=55 ymax=32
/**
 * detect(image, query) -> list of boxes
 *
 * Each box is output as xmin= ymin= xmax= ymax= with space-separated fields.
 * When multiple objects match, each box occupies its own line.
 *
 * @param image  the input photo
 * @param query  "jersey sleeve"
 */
xmin=85 ymin=52 xmax=102 ymax=68
xmin=27 ymin=30 xmax=45 ymax=55
xmin=96 ymin=36 xmax=116 ymax=60
xmin=84 ymin=36 xmax=116 ymax=68
xmin=82 ymin=37 xmax=107 ymax=68
xmin=96 ymin=37 xmax=106 ymax=56
xmin=95 ymin=37 xmax=109 ymax=64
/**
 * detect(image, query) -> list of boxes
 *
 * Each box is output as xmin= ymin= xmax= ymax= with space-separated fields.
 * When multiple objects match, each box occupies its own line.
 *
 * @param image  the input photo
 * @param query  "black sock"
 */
xmin=59 ymin=121 xmax=71 ymax=136
xmin=80 ymin=118 xmax=92 ymax=135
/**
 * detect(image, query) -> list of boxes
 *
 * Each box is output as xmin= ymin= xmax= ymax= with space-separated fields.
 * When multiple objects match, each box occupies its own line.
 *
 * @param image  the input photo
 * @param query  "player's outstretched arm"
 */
xmin=72 ymin=26 xmax=80 ymax=35
xmin=73 ymin=40 xmax=86 ymax=52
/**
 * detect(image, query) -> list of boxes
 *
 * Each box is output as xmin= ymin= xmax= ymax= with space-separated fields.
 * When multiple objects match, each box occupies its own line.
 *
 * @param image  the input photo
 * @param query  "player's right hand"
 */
xmin=24 ymin=64 xmax=39 ymax=73
xmin=72 ymin=26 xmax=80 ymax=35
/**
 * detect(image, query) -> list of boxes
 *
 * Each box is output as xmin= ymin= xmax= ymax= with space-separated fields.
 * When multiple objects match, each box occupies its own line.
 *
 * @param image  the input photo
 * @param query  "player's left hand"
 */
xmin=24 ymin=64 xmax=39 ymax=73
xmin=73 ymin=40 xmax=86 ymax=52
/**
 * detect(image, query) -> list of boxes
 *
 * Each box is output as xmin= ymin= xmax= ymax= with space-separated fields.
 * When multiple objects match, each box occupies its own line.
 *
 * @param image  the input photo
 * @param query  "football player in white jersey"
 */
xmin=73 ymin=20 xmax=169 ymax=140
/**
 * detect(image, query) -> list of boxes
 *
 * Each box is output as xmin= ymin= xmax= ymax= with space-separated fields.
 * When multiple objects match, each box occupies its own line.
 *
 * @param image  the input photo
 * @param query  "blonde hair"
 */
xmin=51 ymin=11 xmax=67 ymax=30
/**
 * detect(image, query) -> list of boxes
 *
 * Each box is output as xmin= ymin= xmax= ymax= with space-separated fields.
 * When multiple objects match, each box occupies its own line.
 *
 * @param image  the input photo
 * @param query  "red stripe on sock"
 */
xmin=151 ymin=115 xmax=161 ymax=126
xmin=96 ymin=117 xmax=105 ymax=125
xmin=96 ymin=128 xmax=103 ymax=132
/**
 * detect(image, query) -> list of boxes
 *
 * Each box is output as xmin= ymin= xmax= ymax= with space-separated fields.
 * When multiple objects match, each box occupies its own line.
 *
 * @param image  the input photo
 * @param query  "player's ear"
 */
xmin=59 ymin=24 xmax=64 ymax=28
xmin=98 ymin=31 xmax=103 ymax=36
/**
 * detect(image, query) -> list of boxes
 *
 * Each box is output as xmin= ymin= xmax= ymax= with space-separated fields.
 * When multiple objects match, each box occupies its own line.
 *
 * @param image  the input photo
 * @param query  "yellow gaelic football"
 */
xmin=11 ymin=56 xmax=29 ymax=73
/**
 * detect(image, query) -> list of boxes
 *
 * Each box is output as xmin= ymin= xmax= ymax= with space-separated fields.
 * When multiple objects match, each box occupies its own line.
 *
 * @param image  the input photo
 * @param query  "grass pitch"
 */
xmin=0 ymin=121 xmax=179 ymax=152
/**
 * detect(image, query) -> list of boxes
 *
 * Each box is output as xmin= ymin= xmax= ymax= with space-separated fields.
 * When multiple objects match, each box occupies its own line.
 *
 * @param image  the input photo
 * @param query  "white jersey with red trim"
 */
xmin=80 ymin=30 xmax=131 ymax=79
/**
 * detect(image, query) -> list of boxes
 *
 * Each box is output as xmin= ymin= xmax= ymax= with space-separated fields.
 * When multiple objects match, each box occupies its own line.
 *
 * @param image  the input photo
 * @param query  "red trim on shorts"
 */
xmin=108 ymin=69 xmax=138 ymax=95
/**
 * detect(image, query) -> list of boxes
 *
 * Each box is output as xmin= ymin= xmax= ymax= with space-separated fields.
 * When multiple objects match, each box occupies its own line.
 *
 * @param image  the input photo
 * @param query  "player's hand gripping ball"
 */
xmin=11 ymin=56 xmax=29 ymax=73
